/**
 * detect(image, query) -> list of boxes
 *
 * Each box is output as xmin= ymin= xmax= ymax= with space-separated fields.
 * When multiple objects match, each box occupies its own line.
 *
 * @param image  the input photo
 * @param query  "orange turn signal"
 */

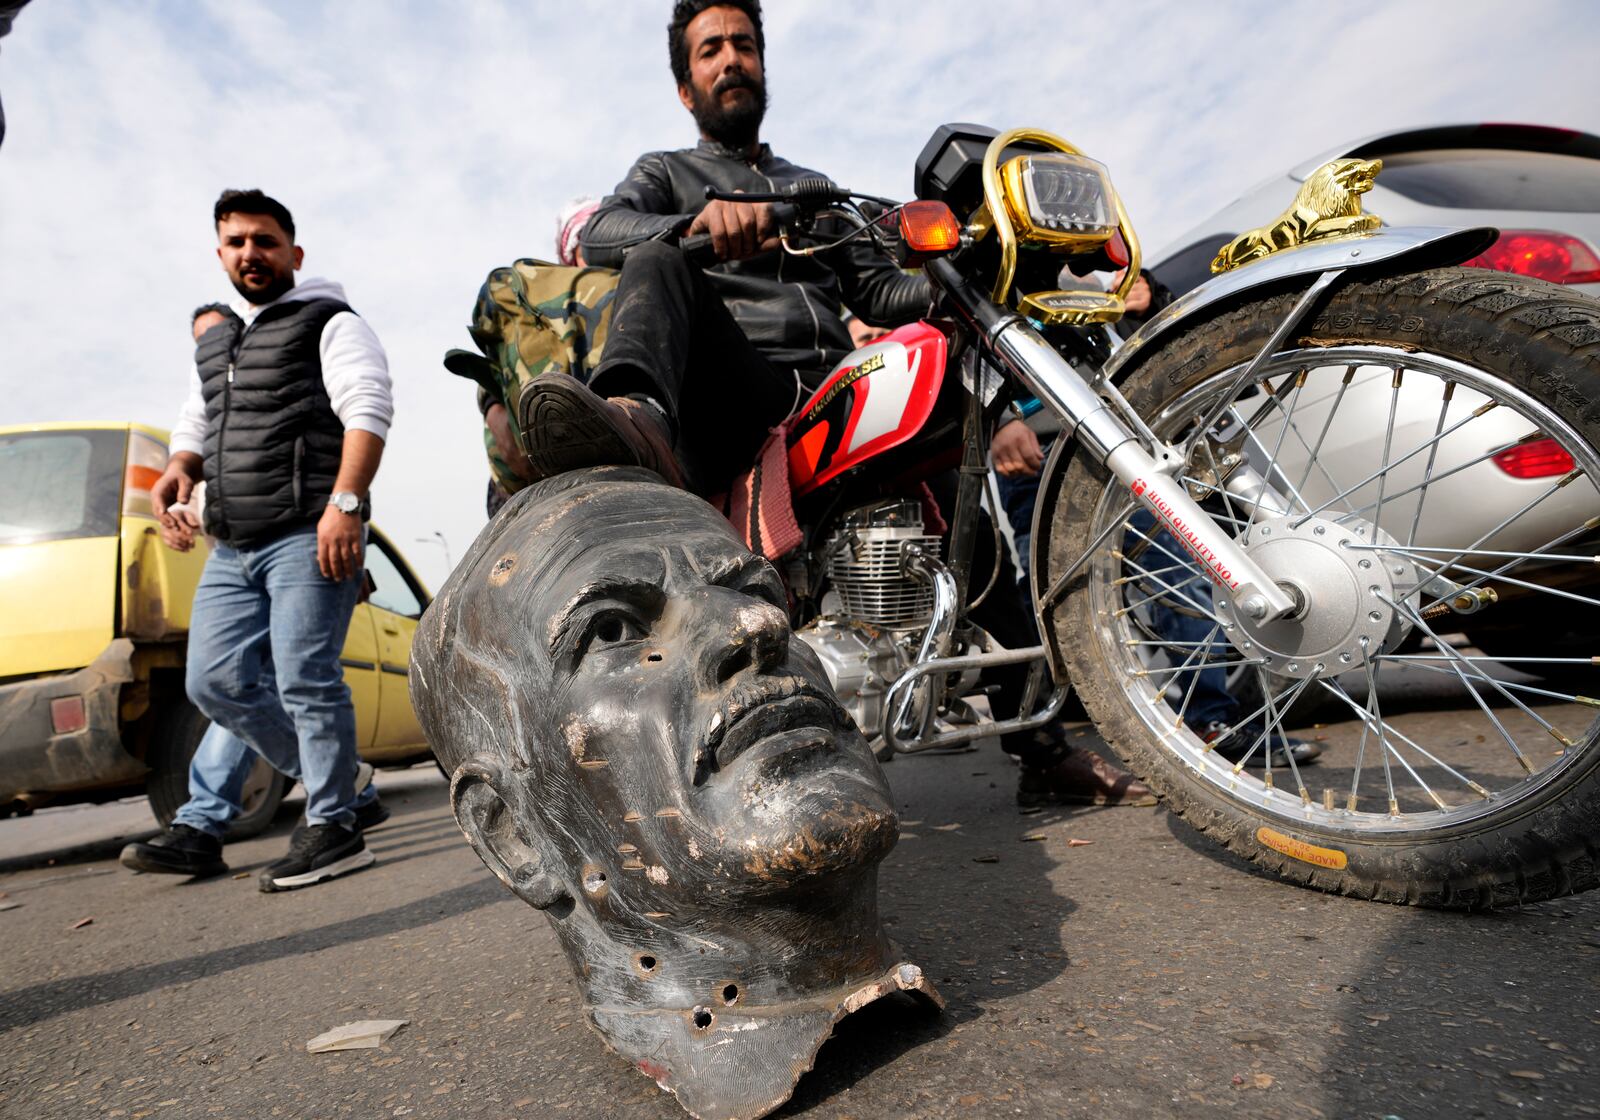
xmin=1105 ymin=229 xmax=1130 ymax=268
xmin=899 ymin=201 xmax=961 ymax=255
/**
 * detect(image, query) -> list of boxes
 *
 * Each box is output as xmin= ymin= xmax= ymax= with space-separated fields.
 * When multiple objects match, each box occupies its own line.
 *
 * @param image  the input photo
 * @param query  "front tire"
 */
xmin=1043 ymin=267 xmax=1600 ymax=908
xmin=145 ymin=699 xmax=290 ymax=841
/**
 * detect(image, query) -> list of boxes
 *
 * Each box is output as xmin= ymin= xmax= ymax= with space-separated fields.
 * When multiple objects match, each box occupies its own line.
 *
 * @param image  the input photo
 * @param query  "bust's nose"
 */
xmin=698 ymin=590 xmax=790 ymax=684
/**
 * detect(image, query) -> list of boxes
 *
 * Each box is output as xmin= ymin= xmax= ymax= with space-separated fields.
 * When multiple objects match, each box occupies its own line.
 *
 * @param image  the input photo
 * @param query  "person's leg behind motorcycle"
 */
xmin=928 ymin=470 xmax=1155 ymax=808
xmin=1126 ymin=511 xmax=1318 ymax=766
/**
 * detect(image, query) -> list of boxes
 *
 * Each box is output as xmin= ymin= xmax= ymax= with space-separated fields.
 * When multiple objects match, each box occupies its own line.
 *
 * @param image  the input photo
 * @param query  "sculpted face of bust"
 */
xmin=410 ymin=467 xmax=937 ymax=1120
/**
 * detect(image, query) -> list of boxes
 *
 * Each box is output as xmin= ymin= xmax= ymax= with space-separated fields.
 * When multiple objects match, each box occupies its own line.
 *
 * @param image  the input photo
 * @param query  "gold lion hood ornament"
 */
xmin=1211 ymin=157 xmax=1384 ymax=273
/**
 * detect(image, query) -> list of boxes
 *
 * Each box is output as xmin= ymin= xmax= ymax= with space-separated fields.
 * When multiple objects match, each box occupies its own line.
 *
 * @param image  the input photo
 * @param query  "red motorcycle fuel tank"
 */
xmin=786 ymin=322 xmax=947 ymax=496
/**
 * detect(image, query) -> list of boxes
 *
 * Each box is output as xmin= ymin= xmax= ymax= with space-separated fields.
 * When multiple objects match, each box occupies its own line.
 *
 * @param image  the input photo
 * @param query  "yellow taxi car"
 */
xmin=0 ymin=421 xmax=437 ymax=837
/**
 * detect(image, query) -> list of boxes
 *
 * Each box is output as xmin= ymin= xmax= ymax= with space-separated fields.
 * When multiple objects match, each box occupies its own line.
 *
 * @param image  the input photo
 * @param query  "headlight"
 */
xmin=999 ymin=153 xmax=1118 ymax=249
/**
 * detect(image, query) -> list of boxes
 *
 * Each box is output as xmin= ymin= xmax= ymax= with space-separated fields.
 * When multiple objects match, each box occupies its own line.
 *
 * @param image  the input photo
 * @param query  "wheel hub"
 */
xmin=1215 ymin=516 xmax=1416 ymax=679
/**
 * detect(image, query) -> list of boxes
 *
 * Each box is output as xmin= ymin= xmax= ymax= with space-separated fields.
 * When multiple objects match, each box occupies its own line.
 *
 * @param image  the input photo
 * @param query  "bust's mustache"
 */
xmin=694 ymin=676 xmax=848 ymax=785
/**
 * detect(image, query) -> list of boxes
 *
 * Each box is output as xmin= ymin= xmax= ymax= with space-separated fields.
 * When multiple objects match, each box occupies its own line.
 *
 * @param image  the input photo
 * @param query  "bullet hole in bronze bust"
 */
xmin=488 ymin=553 xmax=518 ymax=586
xmin=646 ymin=651 xmax=663 ymax=663
xmin=691 ymin=1007 xmax=713 ymax=1031
xmin=634 ymin=953 xmax=659 ymax=976
xmin=720 ymin=983 xmax=740 ymax=1006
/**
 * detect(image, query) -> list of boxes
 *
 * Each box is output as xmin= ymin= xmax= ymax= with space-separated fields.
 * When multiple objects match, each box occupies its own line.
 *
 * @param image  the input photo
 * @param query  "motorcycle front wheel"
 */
xmin=1045 ymin=267 xmax=1600 ymax=908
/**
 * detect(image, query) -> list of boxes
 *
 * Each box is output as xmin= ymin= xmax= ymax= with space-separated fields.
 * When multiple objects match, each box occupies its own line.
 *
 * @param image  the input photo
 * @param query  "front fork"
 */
xmin=928 ymin=256 xmax=1315 ymax=625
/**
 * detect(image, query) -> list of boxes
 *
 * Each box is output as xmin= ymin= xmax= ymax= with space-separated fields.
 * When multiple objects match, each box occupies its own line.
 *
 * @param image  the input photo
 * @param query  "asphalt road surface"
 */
xmin=2 ymin=731 xmax=1597 ymax=1120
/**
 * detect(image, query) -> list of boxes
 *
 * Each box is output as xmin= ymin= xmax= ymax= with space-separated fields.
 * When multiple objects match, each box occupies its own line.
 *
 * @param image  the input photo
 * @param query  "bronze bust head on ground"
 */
xmin=410 ymin=466 xmax=939 ymax=1120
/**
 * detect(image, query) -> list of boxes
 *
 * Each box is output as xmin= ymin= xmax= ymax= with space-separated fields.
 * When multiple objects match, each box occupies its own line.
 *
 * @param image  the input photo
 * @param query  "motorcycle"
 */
xmin=676 ymin=122 xmax=1600 ymax=909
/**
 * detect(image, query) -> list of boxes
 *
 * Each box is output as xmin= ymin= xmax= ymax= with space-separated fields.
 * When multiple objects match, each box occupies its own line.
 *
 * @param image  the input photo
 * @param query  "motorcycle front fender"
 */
xmin=1025 ymin=223 xmax=1497 ymax=678
xmin=1103 ymin=224 xmax=1497 ymax=387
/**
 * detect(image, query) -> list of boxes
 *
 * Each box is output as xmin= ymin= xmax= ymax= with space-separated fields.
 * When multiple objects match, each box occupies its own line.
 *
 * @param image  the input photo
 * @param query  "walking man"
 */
xmin=122 ymin=189 xmax=393 ymax=891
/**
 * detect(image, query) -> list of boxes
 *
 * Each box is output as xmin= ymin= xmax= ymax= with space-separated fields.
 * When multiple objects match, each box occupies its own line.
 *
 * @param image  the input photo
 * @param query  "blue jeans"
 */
xmin=178 ymin=687 xmax=377 ymax=833
xmin=173 ymin=526 xmax=363 ymax=836
xmin=1125 ymin=511 xmax=1237 ymax=728
xmin=996 ymin=460 xmax=1237 ymax=729
xmin=995 ymin=466 xmax=1041 ymax=580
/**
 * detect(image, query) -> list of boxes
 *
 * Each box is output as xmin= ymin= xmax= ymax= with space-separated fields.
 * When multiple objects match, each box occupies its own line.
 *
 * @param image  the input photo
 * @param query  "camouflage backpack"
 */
xmin=445 ymin=259 xmax=622 ymax=495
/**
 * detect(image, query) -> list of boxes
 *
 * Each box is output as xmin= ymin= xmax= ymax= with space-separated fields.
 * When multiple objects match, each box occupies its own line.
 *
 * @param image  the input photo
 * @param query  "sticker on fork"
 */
xmin=1256 ymin=826 xmax=1348 ymax=869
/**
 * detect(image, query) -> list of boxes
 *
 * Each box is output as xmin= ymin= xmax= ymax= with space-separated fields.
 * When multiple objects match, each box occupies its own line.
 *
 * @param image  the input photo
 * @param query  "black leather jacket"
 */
xmin=582 ymin=139 xmax=930 ymax=380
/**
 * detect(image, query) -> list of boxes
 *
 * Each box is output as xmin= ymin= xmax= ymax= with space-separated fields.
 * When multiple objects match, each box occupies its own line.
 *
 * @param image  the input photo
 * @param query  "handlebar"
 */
xmin=702 ymin=177 xmax=852 ymax=208
xmin=678 ymin=200 xmax=799 ymax=267
xmin=677 ymin=179 xmax=885 ymax=267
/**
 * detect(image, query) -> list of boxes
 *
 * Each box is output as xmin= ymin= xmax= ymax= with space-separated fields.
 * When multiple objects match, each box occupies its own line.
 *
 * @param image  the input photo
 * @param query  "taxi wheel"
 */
xmin=145 ymin=699 xmax=291 ymax=841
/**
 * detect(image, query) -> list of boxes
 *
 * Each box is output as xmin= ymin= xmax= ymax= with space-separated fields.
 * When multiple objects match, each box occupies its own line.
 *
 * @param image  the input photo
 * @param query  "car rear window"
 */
xmin=0 ymin=430 xmax=125 ymax=545
xmin=1375 ymin=149 xmax=1600 ymax=212
xmin=1146 ymin=237 xmax=1231 ymax=300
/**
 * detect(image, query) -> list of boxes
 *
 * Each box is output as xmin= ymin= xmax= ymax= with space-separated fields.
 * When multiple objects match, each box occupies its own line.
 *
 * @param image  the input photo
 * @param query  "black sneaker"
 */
xmin=257 ymin=823 xmax=374 ymax=892
xmin=1198 ymin=719 xmax=1322 ymax=768
xmin=353 ymin=797 xmax=390 ymax=831
xmin=120 ymin=824 xmax=227 ymax=877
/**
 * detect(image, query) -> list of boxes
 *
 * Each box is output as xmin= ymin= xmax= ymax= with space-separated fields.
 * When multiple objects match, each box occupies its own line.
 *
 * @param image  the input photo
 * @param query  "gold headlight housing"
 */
xmin=998 ymin=153 xmax=1118 ymax=251
xmin=979 ymin=127 xmax=1142 ymax=321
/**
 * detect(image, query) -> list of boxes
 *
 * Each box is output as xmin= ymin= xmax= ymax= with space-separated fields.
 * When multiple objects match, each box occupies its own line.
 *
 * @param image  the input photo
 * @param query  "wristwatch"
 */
xmin=328 ymin=491 xmax=371 ymax=520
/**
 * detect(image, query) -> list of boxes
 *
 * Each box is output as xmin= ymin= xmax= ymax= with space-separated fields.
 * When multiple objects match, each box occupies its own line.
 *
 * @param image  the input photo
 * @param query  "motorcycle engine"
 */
xmin=796 ymin=501 xmax=943 ymax=741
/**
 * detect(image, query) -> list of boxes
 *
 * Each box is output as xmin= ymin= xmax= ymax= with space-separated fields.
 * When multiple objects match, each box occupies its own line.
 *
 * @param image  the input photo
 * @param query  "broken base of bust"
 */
xmin=591 ymin=960 xmax=944 ymax=1120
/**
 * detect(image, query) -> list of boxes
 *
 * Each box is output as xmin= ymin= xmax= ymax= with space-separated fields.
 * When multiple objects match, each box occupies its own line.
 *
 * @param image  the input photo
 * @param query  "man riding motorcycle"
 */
xmin=521 ymin=0 xmax=1153 ymax=809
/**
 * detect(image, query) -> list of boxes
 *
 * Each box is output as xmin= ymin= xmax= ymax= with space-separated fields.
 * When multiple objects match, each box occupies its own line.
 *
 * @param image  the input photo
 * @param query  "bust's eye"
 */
xmin=587 ymin=610 xmax=645 ymax=651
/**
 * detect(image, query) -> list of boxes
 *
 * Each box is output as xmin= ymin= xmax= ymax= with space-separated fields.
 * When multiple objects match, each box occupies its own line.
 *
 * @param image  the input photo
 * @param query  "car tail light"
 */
xmin=1492 ymin=437 xmax=1575 ymax=479
xmin=122 ymin=430 xmax=169 ymax=518
xmin=50 ymin=696 xmax=87 ymax=734
xmin=1464 ymin=230 xmax=1600 ymax=285
xmin=899 ymin=201 xmax=961 ymax=255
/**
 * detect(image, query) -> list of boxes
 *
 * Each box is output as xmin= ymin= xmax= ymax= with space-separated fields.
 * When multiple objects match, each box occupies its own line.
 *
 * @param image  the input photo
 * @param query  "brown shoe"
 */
xmin=1018 ymin=747 xmax=1157 ymax=808
xmin=519 ymin=375 xmax=686 ymax=488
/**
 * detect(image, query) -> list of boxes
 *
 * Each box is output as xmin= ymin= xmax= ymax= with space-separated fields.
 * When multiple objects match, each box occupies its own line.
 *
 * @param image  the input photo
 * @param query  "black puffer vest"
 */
xmin=195 ymin=297 xmax=351 ymax=548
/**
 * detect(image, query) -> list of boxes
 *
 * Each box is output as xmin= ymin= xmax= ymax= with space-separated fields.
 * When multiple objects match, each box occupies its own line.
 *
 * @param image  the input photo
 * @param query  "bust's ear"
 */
xmin=450 ymin=761 xmax=569 ymax=911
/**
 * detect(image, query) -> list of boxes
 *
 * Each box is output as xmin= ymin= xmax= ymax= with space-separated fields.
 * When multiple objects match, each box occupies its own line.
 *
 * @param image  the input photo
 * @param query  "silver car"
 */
xmin=1149 ymin=122 xmax=1600 ymax=300
xmin=1145 ymin=123 xmax=1600 ymax=689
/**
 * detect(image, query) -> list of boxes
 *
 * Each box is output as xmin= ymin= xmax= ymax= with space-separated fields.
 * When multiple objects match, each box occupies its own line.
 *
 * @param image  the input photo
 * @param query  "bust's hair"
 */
xmin=409 ymin=466 xmax=713 ymax=775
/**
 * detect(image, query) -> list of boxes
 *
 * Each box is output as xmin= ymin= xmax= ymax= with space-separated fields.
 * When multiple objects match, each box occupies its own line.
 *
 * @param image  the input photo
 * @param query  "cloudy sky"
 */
xmin=3 ymin=0 xmax=1598 ymax=590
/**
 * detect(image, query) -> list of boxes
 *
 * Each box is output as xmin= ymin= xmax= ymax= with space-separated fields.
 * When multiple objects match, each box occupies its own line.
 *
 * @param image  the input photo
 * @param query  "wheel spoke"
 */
xmin=1331 ymin=438 xmax=1535 ymax=527
xmin=1116 ymin=567 xmax=1212 ymax=620
xmin=1197 ymin=438 xmax=1245 ymax=529
xmin=1411 ymin=557 xmax=1600 ymax=611
xmin=1319 ymin=677 xmax=1491 ymax=802
xmin=1399 ymin=471 xmax=1586 ymax=597
xmin=1366 ymin=655 xmax=1402 ymax=816
xmin=1172 ymin=622 xmax=1227 ymax=730
xmin=1112 ymin=560 xmax=1194 ymax=586
xmin=1293 ymin=364 xmax=1359 ymax=508
xmin=1388 ymin=585 xmax=1548 ymax=771
xmin=1239 ymin=369 xmax=1316 ymax=539
xmin=1367 ymin=366 xmax=1405 ymax=537
xmin=1251 ymin=666 xmax=1316 ymax=804
xmin=1406 ymin=380 xmax=1456 ymax=548
xmin=1395 ymin=515 xmax=1600 ymax=607
xmin=1291 ymin=394 xmax=1501 ymax=528
xmin=1343 ymin=540 xmax=1600 ymax=565
xmin=1141 ymin=657 xmax=1263 ymax=678
xmin=1377 ymin=657 xmax=1600 ymax=706
xmin=1219 ymin=671 xmax=1318 ymax=771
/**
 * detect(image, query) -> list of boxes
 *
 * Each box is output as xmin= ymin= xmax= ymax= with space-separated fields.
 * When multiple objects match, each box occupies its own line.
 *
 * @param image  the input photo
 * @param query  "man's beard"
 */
xmin=228 ymin=265 xmax=295 ymax=306
xmin=689 ymin=70 xmax=767 ymax=152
